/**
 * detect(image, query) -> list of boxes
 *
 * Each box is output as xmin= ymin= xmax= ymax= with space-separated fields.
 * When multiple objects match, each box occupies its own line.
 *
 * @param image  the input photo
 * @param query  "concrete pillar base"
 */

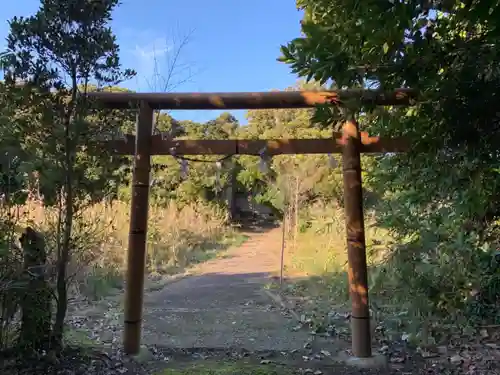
xmin=333 ymin=351 xmax=388 ymax=370
xmin=128 ymin=345 xmax=154 ymax=363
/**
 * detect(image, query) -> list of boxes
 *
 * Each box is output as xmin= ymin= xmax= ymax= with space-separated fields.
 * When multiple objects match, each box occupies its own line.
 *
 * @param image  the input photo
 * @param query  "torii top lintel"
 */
xmin=85 ymin=89 xmax=417 ymax=110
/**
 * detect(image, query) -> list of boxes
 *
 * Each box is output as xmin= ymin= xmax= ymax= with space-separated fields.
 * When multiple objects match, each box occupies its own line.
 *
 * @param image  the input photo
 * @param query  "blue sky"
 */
xmin=1 ymin=0 xmax=304 ymax=124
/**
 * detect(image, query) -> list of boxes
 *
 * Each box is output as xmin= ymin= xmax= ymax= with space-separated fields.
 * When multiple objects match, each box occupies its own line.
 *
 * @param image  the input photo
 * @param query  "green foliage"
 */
xmin=281 ymin=0 xmax=500 ymax=331
xmin=0 ymin=0 xmax=137 ymax=351
xmin=3 ymin=0 xmax=136 ymax=205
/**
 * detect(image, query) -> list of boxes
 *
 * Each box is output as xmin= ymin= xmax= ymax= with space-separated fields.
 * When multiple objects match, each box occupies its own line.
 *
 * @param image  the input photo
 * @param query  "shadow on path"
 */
xmin=142 ymin=271 xmax=312 ymax=350
xmin=140 ymin=226 xmax=347 ymax=352
xmin=68 ymin=224 xmax=349 ymax=355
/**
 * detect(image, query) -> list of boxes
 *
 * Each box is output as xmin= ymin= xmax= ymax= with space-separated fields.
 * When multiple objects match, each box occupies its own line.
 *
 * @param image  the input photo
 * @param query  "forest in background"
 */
xmin=0 ymin=0 xmax=499 ymax=359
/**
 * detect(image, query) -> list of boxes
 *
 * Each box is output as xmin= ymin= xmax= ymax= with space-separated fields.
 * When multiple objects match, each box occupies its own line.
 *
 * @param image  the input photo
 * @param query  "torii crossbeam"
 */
xmin=87 ymin=89 xmax=417 ymax=359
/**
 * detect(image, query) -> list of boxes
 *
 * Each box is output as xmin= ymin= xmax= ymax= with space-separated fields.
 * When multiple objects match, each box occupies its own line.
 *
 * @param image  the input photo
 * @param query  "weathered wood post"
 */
xmin=341 ymin=117 xmax=372 ymax=358
xmin=124 ymin=101 xmax=154 ymax=355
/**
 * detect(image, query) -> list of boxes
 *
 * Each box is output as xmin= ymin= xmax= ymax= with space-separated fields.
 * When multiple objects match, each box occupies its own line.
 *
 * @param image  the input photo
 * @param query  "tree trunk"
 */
xmin=51 ymin=165 xmax=74 ymax=352
xmin=19 ymin=227 xmax=52 ymax=352
xmin=52 ymin=86 xmax=77 ymax=350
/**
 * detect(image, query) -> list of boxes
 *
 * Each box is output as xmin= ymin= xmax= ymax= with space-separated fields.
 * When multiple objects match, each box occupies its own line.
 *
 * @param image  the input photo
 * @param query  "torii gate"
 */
xmin=88 ymin=89 xmax=416 ymax=359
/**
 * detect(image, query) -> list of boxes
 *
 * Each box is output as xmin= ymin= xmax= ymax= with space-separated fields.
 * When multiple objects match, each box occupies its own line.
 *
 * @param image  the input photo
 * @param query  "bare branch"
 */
xmin=140 ymin=24 xmax=199 ymax=135
xmin=146 ymin=26 xmax=198 ymax=94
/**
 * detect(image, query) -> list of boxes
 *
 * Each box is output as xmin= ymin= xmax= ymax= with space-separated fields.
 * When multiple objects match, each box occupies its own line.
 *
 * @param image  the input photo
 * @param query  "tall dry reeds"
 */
xmin=7 ymin=198 xmax=235 ymax=299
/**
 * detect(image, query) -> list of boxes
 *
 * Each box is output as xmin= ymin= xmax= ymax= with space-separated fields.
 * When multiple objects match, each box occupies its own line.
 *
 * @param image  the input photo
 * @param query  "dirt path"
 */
xmin=63 ymin=226 xmax=456 ymax=374
xmin=69 ymin=226 xmax=343 ymax=354
xmin=10 ymin=227 xmax=492 ymax=374
xmin=140 ymin=226 xmax=309 ymax=350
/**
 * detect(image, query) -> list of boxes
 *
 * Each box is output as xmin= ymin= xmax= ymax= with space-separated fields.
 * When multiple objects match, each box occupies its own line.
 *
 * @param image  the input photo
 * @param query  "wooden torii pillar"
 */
xmin=88 ymin=89 xmax=416 ymax=357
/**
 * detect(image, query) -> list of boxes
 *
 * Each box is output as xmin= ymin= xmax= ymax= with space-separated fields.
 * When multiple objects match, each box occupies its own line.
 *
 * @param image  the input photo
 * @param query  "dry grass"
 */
xmin=279 ymin=203 xmax=394 ymax=313
xmin=284 ymin=203 xmax=391 ymax=278
xmin=9 ymin=198 xmax=239 ymax=299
